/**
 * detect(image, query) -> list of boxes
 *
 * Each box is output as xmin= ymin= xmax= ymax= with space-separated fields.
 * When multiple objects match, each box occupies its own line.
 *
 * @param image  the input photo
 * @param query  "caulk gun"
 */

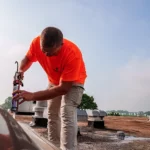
xmin=11 ymin=61 xmax=24 ymax=112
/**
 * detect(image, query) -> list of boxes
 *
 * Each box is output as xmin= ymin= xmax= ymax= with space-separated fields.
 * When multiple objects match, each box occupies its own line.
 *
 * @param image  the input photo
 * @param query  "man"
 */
xmin=13 ymin=27 xmax=87 ymax=150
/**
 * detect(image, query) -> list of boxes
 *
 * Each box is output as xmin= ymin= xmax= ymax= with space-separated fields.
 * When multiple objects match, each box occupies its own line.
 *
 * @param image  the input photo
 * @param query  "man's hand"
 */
xmin=12 ymin=90 xmax=34 ymax=105
xmin=18 ymin=71 xmax=24 ymax=80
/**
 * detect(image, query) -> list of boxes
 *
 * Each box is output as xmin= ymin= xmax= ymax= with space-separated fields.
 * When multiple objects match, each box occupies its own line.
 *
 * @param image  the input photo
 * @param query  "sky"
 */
xmin=0 ymin=0 xmax=150 ymax=112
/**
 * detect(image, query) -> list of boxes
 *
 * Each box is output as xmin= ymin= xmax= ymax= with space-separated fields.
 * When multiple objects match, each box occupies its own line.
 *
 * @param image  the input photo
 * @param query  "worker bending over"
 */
xmin=13 ymin=26 xmax=87 ymax=150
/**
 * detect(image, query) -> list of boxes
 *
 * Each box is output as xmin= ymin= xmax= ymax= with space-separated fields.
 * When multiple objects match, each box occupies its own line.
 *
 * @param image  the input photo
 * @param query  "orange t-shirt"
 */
xmin=26 ymin=36 xmax=87 ymax=85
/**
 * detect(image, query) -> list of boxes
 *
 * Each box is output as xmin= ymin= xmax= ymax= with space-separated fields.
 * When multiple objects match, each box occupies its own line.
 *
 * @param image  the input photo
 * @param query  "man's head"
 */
xmin=40 ymin=27 xmax=63 ymax=56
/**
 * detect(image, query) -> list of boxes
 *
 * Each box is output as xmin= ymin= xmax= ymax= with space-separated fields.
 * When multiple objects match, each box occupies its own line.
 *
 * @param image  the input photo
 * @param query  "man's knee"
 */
xmin=61 ymin=106 xmax=76 ymax=124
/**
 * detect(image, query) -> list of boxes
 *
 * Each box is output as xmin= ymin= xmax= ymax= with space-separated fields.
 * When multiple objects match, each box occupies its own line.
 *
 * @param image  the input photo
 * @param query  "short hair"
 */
xmin=40 ymin=27 xmax=63 ymax=49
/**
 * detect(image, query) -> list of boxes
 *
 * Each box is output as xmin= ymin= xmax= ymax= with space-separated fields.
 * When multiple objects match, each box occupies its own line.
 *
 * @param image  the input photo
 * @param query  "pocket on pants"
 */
xmin=75 ymin=87 xmax=84 ymax=106
xmin=62 ymin=86 xmax=84 ymax=107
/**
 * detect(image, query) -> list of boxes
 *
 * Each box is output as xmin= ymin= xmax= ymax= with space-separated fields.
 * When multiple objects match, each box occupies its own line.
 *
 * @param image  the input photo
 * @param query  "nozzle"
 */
xmin=15 ymin=61 xmax=19 ymax=72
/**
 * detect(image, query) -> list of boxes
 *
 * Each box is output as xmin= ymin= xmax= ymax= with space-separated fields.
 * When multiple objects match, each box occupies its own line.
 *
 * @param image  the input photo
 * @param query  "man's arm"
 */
xmin=19 ymin=37 xmax=38 ymax=72
xmin=12 ymin=81 xmax=73 ymax=103
xmin=19 ymin=56 xmax=33 ymax=72
xmin=32 ymin=81 xmax=73 ymax=100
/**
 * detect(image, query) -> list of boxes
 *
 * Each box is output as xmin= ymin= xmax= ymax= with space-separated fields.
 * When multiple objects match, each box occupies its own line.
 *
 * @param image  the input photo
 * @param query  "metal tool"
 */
xmin=11 ymin=61 xmax=24 ymax=112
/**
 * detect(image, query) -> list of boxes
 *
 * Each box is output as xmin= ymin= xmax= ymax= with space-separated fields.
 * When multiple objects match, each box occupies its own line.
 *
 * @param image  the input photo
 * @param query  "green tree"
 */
xmin=78 ymin=93 xmax=98 ymax=110
xmin=1 ymin=97 xmax=12 ymax=110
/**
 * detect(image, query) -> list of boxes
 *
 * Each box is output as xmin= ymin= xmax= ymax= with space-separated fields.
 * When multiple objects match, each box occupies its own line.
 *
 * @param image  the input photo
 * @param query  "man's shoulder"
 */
xmin=63 ymin=38 xmax=82 ymax=56
xmin=63 ymin=39 xmax=80 ymax=51
xmin=63 ymin=38 xmax=79 ymax=49
xmin=32 ymin=35 xmax=40 ymax=44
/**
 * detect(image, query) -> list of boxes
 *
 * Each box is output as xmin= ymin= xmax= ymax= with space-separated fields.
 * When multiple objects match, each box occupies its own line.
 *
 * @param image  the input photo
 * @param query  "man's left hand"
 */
xmin=12 ymin=90 xmax=34 ymax=105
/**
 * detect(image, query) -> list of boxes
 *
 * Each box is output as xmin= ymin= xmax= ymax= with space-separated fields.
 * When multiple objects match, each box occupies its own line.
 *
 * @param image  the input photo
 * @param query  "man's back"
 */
xmin=26 ymin=36 xmax=87 ymax=85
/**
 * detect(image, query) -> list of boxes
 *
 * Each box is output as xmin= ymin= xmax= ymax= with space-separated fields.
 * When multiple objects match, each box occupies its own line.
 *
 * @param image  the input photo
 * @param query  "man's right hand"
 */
xmin=18 ymin=71 xmax=24 ymax=80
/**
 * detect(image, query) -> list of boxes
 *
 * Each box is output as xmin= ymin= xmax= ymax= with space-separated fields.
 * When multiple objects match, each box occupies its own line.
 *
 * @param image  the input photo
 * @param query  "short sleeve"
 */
xmin=60 ymin=55 xmax=81 ymax=82
xmin=26 ymin=39 xmax=37 ymax=62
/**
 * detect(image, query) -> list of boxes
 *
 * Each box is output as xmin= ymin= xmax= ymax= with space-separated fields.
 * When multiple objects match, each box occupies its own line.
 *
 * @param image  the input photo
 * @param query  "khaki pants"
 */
xmin=47 ymin=84 xmax=84 ymax=150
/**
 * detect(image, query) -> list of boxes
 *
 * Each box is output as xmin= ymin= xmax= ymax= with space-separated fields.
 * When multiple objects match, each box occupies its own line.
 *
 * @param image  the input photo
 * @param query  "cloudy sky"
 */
xmin=0 ymin=0 xmax=150 ymax=112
